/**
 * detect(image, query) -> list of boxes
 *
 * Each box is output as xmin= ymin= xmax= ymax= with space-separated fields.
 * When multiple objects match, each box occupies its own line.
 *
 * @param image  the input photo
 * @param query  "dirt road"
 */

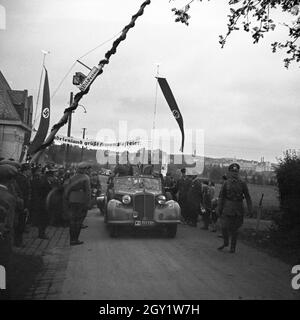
xmin=49 ymin=209 xmax=299 ymax=300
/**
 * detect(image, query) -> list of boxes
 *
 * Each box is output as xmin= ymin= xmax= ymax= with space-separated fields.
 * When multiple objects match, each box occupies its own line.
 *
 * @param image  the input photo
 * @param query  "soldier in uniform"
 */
xmin=114 ymin=162 xmax=133 ymax=177
xmin=64 ymin=162 xmax=91 ymax=246
xmin=14 ymin=163 xmax=31 ymax=246
xmin=0 ymin=165 xmax=18 ymax=298
xmin=30 ymin=166 xmax=53 ymax=239
xmin=186 ymin=176 xmax=203 ymax=227
xmin=0 ymin=160 xmax=24 ymax=245
xmin=217 ymin=163 xmax=252 ymax=253
xmin=0 ymin=165 xmax=18 ymax=243
xmin=164 ymin=173 xmax=177 ymax=200
xmin=201 ymin=180 xmax=211 ymax=230
xmin=176 ymin=168 xmax=191 ymax=224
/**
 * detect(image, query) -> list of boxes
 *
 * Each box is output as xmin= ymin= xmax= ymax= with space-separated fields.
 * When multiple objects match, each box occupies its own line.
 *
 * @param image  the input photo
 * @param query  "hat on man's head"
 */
xmin=0 ymin=164 xmax=18 ymax=181
xmin=78 ymin=162 xmax=91 ymax=169
xmin=0 ymin=159 xmax=21 ymax=169
xmin=181 ymin=168 xmax=186 ymax=174
xmin=228 ymin=163 xmax=240 ymax=172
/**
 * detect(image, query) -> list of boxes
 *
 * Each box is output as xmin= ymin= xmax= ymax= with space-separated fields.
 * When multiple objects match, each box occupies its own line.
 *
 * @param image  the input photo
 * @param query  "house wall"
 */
xmin=0 ymin=124 xmax=25 ymax=160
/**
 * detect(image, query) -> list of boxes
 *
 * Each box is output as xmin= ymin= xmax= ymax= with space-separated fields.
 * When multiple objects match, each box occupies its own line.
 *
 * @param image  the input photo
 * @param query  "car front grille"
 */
xmin=133 ymin=193 xmax=155 ymax=220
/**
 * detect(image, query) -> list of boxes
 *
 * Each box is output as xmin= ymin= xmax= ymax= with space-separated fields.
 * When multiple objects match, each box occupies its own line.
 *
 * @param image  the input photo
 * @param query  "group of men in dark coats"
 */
xmin=174 ymin=168 xmax=207 ymax=228
xmin=167 ymin=164 xmax=252 ymax=253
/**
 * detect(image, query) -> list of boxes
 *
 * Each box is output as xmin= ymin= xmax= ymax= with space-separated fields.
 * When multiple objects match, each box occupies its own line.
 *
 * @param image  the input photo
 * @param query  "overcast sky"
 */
xmin=0 ymin=0 xmax=299 ymax=163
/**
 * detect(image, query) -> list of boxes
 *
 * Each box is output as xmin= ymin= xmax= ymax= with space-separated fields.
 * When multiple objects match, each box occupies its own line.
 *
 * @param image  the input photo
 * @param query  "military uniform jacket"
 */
xmin=15 ymin=173 xmax=31 ymax=209
xmin=0 ymin=185 xmax=17 ymax=232
xmin=64 ymin=173 xmax=91 ymax=206
xmin=218 ymin=176 xmax=252 ymax=217
xmin=187 ymin=178 xmax=203 ymax=205
xmin=177 ymin=177 xmax=191 ymax=201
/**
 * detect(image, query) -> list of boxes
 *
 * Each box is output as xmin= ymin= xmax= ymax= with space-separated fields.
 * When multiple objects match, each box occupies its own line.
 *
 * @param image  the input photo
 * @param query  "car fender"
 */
xmin=107 ymin=199 xmax=133 ymax=221
xmin=154 ymin=200 xmax=181 ymax=221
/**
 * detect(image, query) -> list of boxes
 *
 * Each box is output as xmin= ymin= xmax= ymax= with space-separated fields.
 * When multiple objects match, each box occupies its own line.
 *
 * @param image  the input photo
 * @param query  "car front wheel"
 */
xmin=109 ymin=225 xmax=119 ymax=238
xmin=165 ymin=224 xmax=177 ymax=238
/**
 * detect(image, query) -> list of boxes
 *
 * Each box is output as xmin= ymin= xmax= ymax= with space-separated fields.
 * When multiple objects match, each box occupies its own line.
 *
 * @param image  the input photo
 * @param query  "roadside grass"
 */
xmin=213 ymin=183 xmax=300 ymax=265
xmin=215 ymin=183 xmax=280 ymax=220
xmin=239 ymin=228 xmax=300 ymax=266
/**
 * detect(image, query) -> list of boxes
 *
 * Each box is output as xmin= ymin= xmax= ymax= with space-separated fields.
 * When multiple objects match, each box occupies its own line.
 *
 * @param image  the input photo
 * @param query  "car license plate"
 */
xmin=134 ymin=220 xmax=154 ymax=226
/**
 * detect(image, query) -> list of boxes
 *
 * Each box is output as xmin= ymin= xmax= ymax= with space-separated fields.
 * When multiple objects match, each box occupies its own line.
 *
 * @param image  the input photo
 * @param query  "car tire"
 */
xmin=165 ymin=224 xmax=177 ymax=238
xmin=103 ymin=201 xmax=108 ymax=223
xmin=166 ymin=192 xmax=173 ymax=201
xmin=109 ymin=225 xmax=119 ymax=238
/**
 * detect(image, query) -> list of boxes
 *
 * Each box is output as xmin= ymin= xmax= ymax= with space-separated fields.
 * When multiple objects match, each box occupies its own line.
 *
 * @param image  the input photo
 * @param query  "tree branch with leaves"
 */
xmin=170 ymin=0 xmax=300 ymax=68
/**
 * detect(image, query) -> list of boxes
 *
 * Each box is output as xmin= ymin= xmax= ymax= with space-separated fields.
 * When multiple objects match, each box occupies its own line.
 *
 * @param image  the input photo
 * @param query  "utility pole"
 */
xmin=81 ymin=127 xmax=87 ymax=161
xmin=65 ymin=92 xmax=73 ymax=165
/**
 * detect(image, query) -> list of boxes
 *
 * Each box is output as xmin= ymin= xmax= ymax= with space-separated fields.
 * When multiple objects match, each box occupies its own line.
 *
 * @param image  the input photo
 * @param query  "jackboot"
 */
xmin=230 ymin=233 xmax=238 ymax=253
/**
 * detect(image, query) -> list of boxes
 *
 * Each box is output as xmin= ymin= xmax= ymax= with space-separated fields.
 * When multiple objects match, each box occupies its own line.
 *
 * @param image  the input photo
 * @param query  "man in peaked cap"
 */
xmin=228 ymin=163 xmax=240 ymax=172
xmin=64 ymin=162 xmax=91 ymax=245
xmin=0 ymin=159 xmax=21 ymax=169
xmin=217 ymin=163 xmax=252 ymax=253
xmin=176 ymin=168 xmax=191 ymax=224
xmin=0 ymin=163 xmax=18 ymax=178
xmin=78 ymin=161 xmax=92 ymax=170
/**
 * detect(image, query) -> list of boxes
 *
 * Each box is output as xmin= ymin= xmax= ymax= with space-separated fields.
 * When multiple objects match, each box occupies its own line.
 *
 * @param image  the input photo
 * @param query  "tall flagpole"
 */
xmin=152 ymin=63 xmax=160 ymax=133
xmin=151 ymin=63 xmax=160 ymax=163
xmin=30 ymin=0 xmax=152 ymax=163
xmin=32 ymin=50 xmax=50 ymax=133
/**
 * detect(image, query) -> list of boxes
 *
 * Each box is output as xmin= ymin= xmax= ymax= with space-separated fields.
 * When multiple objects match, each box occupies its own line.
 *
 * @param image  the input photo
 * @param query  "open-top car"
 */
xmin=100 ymin=175 xmax=181 ymax=238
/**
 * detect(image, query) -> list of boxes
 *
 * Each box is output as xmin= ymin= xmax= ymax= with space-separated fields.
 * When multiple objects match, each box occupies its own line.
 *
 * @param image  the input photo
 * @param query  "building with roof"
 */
xmin=0 ymin=70 xmax=33 ymax=161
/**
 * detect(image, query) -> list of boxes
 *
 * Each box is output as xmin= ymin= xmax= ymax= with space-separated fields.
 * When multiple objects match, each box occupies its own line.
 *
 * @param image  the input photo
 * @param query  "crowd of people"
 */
xmin=0 ymin=158 xmax=252 ymax=296
xmin=164 ymin=168 xmax=217 ymax=229
xmin=163 ymin=164 xmax=252 ymax=253
xmin=0 ymin=159 xmax=104 ymax=288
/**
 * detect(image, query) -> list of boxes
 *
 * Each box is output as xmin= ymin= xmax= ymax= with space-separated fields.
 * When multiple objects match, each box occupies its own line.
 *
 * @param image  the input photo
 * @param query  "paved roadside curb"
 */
xmin=12 ymin=225 xmax=70 ymax=299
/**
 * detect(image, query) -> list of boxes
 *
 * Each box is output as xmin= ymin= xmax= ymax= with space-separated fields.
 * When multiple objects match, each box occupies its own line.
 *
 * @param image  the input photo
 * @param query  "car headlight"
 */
xmin=157 ymin=195 xmax=166 ymax=205
xmin=122 ymin=195 xmax=131 ymax=205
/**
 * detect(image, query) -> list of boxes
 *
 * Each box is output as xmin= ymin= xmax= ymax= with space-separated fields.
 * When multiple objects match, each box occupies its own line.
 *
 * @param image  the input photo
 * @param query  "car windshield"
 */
xmin=114 ymin=177 xmax=162 ymax=194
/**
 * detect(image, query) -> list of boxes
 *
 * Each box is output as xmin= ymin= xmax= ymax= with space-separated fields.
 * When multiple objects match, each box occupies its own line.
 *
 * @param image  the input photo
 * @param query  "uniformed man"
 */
xmin=176 ymin=168 xmax=191 ymax=224
xmin=164 ymin=173 xmax=177 ymax=200
xmin=30 ymin=166 xmax=53 ymax=239
xmin=0 ymin=165 xmax=18 ymax=244
xmin=64 ymin=162 xmax=91 ymax=246
xmin=90 ymin=171 xmax=102 ymax=213
xmin=0 ymin=165 xmax=18 ymax=298
xmin=114 ymin=162 xmax=133 ymax=177
xmin=187 ymin=176 xmax=203 ymax=227
xmin=217 ymin=163 xmax=252 ymax=253
xmin=0 ymin=160 xmax=24 ymax=246
xmin=14 ymin=163 xmax=31 ymax=246
xmin=201 ymin=180 xmax=211 ymax=230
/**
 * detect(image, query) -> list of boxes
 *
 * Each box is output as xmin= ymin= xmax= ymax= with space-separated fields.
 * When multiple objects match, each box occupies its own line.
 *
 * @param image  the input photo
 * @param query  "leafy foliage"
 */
xmin=170 ymin=0 xmax=300 ymax=68
xmin=271 ymin=151 xmax=300 ymax=249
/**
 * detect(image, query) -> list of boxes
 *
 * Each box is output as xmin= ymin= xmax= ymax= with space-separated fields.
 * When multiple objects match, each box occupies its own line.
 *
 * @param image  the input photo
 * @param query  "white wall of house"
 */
xmin=0 ymin=124 xmax=25 ymax=160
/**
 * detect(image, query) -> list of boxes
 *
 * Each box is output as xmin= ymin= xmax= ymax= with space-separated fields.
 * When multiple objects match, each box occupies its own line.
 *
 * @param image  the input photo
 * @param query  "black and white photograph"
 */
xmin=0 ymin=0 xmax=300 ymax=304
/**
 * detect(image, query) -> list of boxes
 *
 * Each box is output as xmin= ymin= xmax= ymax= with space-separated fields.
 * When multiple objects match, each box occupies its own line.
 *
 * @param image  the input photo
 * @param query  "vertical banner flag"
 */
xmin=157 ymin=77 xmax=185 ymax=152
xmin=28 ymin=68 xmax=50 ymax=156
